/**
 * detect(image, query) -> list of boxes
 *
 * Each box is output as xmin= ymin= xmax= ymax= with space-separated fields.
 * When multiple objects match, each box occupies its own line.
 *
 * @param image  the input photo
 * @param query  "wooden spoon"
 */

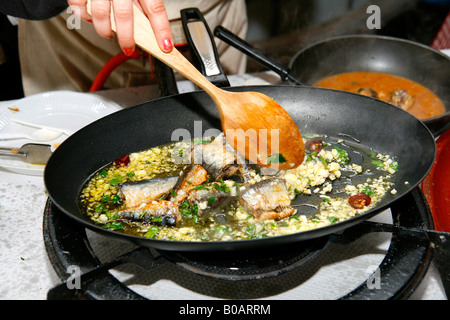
xmin=87 ymin=2 xmax=304 ymax=170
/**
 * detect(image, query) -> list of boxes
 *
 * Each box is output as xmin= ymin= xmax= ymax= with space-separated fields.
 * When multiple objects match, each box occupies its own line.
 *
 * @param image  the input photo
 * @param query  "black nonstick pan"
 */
xmin=43 ymin=10 xmax=436 ymax=252
xmin=214 ymin=28 xmax=450 ymax=137
xmin=43 ymin=85 xmax=435 ymax=251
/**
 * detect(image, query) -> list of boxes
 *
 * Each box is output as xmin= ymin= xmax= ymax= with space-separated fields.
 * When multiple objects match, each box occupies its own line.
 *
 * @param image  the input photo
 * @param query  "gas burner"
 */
xmin=158 ymin=236 xmax=329 ymax=281
xmin=44 ymin=188 xmax=442 ymax=300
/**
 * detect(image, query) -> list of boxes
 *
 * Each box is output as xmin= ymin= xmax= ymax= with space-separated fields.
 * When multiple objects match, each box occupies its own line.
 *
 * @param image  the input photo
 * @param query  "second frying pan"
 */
xmin=214 ymin=28 xmax=450 ymax=136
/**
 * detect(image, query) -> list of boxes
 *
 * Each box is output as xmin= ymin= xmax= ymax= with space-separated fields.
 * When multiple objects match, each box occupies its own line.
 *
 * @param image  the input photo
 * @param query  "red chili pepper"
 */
xmin=305 ymin=139 xmax=325 ymax=153
xmin=348 ymin=193 xmax=372 ymax=209
xmin=114 ymin=154 xmax=130 ymax=167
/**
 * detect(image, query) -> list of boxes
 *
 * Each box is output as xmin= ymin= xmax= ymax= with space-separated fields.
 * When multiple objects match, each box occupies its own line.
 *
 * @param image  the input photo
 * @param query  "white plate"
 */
xmin=0 ymin=91 xmax=122 ymax=175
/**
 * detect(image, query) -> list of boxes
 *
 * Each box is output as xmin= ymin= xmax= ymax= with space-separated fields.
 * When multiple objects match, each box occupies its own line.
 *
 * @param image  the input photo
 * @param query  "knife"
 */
xmin=0 ymin=143 xmax=53 ymax=165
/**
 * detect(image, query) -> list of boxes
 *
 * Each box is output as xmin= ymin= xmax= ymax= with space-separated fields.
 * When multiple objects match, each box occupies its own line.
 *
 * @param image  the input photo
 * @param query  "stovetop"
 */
xmin=44 ymin=186 xmax=449 ymax=300
xmin=0 ymin=72 xmax=447 ymax=300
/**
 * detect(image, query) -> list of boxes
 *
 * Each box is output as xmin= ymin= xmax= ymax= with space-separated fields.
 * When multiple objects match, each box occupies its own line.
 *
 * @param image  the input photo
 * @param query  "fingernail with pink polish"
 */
xmin=163 ymin=39 xmax=173 ymax=52
xmin=123 ymin=47 xmax=135 ymax=56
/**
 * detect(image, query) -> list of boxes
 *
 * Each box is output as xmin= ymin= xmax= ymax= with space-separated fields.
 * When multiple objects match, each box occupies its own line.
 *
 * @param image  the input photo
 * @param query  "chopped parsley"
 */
xmin=103 ymin=221 xmax=124 ymax=230
xmin=267 ymin=153 xmax=287 ymax=164
xmin=145 ymin=226 xmax=159 ymax=238
xmin=333 ymin=146 xmax=350 ymax=163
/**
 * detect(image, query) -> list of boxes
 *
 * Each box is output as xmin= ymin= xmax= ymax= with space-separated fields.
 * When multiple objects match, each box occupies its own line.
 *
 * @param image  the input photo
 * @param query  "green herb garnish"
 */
xmin=327 ymin=216 xmax=338 ymax=224
xmin=361 ymin=186 xmax=374 ymax=196
xmin=103 ymin=221 xmax=124 ymax=230
xmin=108 ymin=178 xmax=119 ymax=186
xmin=390 ymin=162 xmax=399 ymax=172
xmin=333 ymin=146 xmax=350 ymax=163
xmin=306 ymin=152 xmax=317 ymax=162
xmin=371 ymin=160 xmax=385 ymax=168
xmin=145 ymin=227 xmax=159 ymax=238
xmin=245 ymin=223 xmax=256 ymax=235
xmin=319 ymin=155 xmax=328 ymax=168
xmin=267 ymin=153 xmax=287 ymax=164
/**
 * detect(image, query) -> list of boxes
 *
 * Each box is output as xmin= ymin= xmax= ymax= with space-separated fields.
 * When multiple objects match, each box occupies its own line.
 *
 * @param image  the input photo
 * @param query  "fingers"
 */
xmin=112 ymin=0 xmax=135 ymax=54
xmin=68 ymin=0 xmax=90 ymax=21
xmin=89 ymin=0 xmax=135 ymax=54
xmin=139 ymin=0 xmax=173 ymax=52
xmin=90 ymin=0 xmax=114 ymax=39
xmin=82 ymin=0 xmax=173 ymax=55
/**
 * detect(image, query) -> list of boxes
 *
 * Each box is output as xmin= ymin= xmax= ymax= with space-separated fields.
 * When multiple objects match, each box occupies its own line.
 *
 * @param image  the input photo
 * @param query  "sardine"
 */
xmin=187 ymin=186 xmax=230 ymax=204
xmin=115 ymin=200 xmax=181 ymax=227
xmin=186 ymin=183 xmax=232 ymax=214
xmin=169 ymin=164 xmax=208 ymax=204
xmin=239 ymin=178 xmax=295 ymax=221
xmin=191 ymin=133 xmax=241 ymax=180
xmin=118 ymin=176 xmax=178 ymax=208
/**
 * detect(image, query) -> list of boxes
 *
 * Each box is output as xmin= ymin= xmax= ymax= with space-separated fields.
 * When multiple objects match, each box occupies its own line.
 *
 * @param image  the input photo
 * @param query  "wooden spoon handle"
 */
xmin=86 ymin=1 xmax=222 ymax=101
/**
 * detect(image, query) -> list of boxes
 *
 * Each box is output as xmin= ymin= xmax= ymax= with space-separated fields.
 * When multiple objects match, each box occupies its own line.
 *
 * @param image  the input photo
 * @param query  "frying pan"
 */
xmin=43 ymin=11 xmax=436 ymax=253
xmin=43 ymin=86 xmax=435 ymax=251
xmin=214 ymin=28 xmax=450 ymax=137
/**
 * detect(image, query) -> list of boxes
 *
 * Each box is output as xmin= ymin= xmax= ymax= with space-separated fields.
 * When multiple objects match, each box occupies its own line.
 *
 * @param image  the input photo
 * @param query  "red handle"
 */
xmin=89 ymin=49 xmax=141 ymax=92
xmin=421 ymin=129 xmax=450 ymax=231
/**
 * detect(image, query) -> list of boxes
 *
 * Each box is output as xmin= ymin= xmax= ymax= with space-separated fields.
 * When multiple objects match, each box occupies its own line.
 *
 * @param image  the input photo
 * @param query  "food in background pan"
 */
xmin=313 ymin=71 xmax=445 ymax=120
xmin=78 ymin=133 xmax=399 ymax=241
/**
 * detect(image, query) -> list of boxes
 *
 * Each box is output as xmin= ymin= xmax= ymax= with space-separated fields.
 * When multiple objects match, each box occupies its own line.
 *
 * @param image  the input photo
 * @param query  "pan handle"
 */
xmin=214 ymin=26 xmax=304 ymax=86
xmin=180 ymin=8 xmax=230 ymax=88
xmin=153 ymin=58 xmax=179 ymax=97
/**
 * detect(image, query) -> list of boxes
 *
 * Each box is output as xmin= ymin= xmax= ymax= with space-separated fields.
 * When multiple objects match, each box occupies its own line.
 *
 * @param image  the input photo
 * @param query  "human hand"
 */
xmin=68 ymin=0 xmax=174 ymax=55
